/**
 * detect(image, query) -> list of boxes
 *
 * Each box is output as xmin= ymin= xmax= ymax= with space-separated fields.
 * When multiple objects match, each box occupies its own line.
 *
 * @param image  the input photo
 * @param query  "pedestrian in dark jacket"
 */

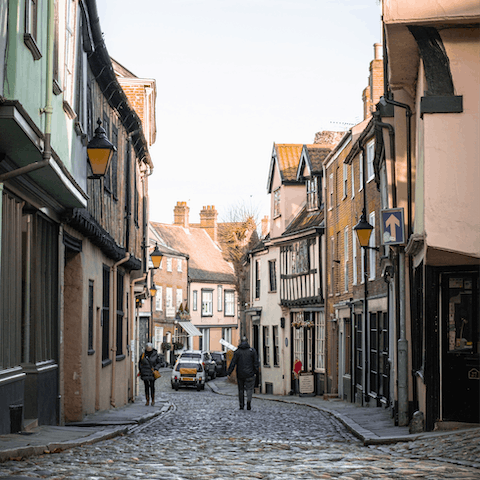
xmin=227 ymin=336 xmax=259 ymax=410
xmin=138 ymin=343 xmax=161 ymax=406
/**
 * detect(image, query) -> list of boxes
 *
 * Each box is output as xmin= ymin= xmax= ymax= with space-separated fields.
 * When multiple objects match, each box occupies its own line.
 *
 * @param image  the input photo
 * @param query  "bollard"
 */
xmin=9 ymin=404 xmax=23 ymax=434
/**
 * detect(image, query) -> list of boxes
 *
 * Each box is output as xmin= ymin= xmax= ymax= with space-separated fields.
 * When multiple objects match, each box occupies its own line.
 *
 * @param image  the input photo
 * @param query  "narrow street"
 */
xmin=0 ymin=374 xmax=478 ymax=480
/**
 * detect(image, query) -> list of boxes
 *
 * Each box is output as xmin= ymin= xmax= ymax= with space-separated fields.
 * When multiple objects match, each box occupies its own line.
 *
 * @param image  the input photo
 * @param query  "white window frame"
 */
xmin=64 ymin=0 xmax=76 ymax=105
xmin=307 ymin=177 xmax=319 ymax=211
xmin=177 ymin=258 xmax=182 ymax=272
xmin=352 ymin=231 xmax=357 ymax=286
xmin=263 ymin=326 xmax=270 ymax=366
xmin=200 ymin=328 xmax=210 ymax=351
xmin=351 ymin=164 xmax=355 ymax=198
xmin=176 ymin=288 xmax=183 ymax=309
xmin=217 ymin=285 xmax=223 ymax=312
xmin=224 ymin=290 xmax=235 ymax=317
xmin=155 ymin=285 xmax=163 ymax=311
xmin=201 ymin=290 xmax=213 ymax=317
xmin=344 ymin=226 xmax=349 ymax=292
xmin=273 ymin=188 xmax=281 ymax=218
xmin=315 ymin=311 xmax=325 ymax=371
xmin=367 ymin=140 xmax=375 ymax=182
xmin=273 ymin=325 xmax=279 ymax=366
xmin=166 ymin=258 xmax=172 ymax=272
xmin=343 ymin=164 xmax=348 ymax=199
xmin=369 ymin=211 xmax=376 ymax=280
xmin=359 ymin=153 xmax=364 ymax=191
xmin=328 ymin=173 xmax=334 ymax=210
xmin=192 ymin=290 xmax=198 ymax=311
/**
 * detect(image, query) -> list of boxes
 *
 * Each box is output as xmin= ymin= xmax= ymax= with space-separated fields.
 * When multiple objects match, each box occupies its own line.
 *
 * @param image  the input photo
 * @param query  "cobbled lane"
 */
xmin=0 ymin=375 xmax=479 ymax=479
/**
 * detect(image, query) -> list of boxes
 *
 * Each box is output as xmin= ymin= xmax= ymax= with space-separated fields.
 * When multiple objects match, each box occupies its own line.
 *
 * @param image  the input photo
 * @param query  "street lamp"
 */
xmin=87 ymin=118 xmax=117 ymax=178
xmin=149 ymin=282 xmax=157 ymax=298
xmin=354 ymin=208 xmax=379 ymax=251
xmin=150 ymin=243 xmax=164 ymax=269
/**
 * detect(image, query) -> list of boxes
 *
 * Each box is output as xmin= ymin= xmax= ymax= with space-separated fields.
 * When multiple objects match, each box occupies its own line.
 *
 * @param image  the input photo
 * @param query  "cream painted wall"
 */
xmin=251 ymin=247 xmax=289 ymax=395
xmin=423 ymin=31 xmax=480 ymax=258
xmin=383 ymin=0 xmax=480 ymax=24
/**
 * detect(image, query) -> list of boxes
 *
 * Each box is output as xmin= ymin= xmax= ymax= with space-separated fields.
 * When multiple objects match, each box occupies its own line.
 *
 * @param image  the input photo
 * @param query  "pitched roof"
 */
xmin=297 ymin=144 xmax=333 ymax=179
xmin=283 ymin=206 xmax=324 ymax=237
xmin=151 ymin=222 xmax=236 ymax=284
xmin=267 ymin=144 xmax=303 ymax=193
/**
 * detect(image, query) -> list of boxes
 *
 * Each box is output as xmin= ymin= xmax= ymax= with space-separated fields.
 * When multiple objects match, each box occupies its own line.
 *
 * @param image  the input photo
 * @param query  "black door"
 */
xmin=442 ymin=271 xmax=479 ymax=423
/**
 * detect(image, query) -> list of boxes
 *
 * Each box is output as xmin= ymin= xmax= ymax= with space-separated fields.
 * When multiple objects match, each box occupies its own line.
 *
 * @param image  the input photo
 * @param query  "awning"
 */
xmin=178 ymin=322 xmax=202 ymax=337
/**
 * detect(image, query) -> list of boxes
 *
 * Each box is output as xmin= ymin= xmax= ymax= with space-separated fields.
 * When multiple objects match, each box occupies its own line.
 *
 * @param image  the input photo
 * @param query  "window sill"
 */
xmin=24 ymin=33 xmax=42 ymax=60
xmin=53 ymin=79 xmax=62 ymax=96
xmin=88 ymin=349 xmax=95 ymax=356
xmin=116 ymin=354 xmax=126 ymax=362
xmin=63 ymin=100 xmax=77 ymax=120
xmin=102 ymin=359 xmax=112 ymax=368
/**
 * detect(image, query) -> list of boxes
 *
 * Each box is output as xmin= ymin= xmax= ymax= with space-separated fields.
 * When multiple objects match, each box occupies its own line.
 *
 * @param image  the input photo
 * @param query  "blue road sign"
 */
xmin=381 ymin=208 xmax=405 ymax=245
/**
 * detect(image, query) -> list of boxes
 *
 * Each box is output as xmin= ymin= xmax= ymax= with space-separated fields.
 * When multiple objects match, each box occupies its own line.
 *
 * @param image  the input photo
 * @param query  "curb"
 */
xmin=0 ymin=402 xmax=171 ymax=463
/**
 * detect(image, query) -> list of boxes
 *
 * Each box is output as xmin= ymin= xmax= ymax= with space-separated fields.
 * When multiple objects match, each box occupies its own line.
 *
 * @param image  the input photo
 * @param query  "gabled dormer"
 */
xmin=297 ymin=145 xmax=332 ymax=212
xmin=267 ymin=143 xmax=304 ymax=238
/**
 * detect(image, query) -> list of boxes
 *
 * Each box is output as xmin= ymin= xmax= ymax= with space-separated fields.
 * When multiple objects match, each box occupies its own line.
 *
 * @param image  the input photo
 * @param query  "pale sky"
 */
xmin=97 ymin=0 xmax=381 ymax=224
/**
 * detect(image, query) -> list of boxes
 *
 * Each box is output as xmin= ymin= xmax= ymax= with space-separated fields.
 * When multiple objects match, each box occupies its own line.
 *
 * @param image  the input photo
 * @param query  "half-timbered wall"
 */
xmin=280 ymin=237 xmax=322 ymax=305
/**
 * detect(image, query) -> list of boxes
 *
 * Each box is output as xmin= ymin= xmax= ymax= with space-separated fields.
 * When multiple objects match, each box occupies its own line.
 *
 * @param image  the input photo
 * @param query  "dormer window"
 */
xmin=307 ymin=176 xmax=321 ymax=211
xmin=273 ymin=188 xmax=281 ymax=218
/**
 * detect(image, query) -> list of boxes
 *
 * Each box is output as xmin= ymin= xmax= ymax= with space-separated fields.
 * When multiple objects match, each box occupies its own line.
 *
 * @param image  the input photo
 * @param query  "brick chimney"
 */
xmin=363 ymin=43 xmax=384 ymax=120
xmin=199 ymin=205 xmax=218 ymax=242
xmin=261 ymin=215 xmax=270 ymax=238
xmin=174 ymin=201 xmax=189 ymax=227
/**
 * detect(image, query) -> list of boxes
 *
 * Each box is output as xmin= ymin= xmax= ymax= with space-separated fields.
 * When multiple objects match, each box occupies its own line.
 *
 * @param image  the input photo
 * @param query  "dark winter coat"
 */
xmin=227 ymin=341 xmax=260 ymax=379
xmin=138 ymin=349 xmax=161 ymax=381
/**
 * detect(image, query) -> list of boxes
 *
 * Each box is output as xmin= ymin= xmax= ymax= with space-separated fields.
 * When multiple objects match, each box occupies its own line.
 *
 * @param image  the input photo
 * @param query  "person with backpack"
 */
xmin=138 ymin=343 xmax=162 ymax=406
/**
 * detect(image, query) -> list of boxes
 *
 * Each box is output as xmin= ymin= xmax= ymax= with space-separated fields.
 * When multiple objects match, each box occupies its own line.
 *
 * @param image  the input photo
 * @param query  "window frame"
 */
xmin=155 ymin=285 xmax=163 ymax=311
xmin=268 ymin=259 xmax=277 ymax=292
xmin=366 ymin=140 xmax=375 ymax=182
xmin=369 ymin=211 xmax=376 ymax=280
xmin=263 ymin=326 xmax=270 ymax=366
xmin=201 ymin=289 xmax=213 ymax=317
xmin=273 ymin=188 xmax=281 ymax=218
xmin=24 ymin=0 xmax=42 ymax=60
xmin=224 ymin=290 xmax=235 ymax=317
xmin=192 ymin=290 xmax=198 ymax=311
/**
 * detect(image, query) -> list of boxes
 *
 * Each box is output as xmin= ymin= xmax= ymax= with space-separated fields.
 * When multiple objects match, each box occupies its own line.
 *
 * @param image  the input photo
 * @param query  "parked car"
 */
xmin=211 ymin=351 xmax=227 ymax=377
xmin=171 ymin=359 xmax=206 ymax=391
xmin=179 ymin=350 xmax=216 ymax=380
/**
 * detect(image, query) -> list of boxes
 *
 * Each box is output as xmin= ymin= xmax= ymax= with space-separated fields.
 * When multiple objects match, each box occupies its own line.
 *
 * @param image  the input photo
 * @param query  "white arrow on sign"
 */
xmin=385 ymin=214 xmax=400 ymax=241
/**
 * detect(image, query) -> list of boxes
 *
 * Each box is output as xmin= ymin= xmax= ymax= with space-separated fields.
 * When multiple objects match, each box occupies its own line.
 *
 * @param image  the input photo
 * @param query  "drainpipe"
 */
xmin=380 ymin=95 xmax=412 ymax=427
xmin=110 ymin=253 xmax=130 ymax=408
xmin=129 ymin=273 xmax=147 ymax=402
xmin=360 ymin=143 xmax=370 ymax=405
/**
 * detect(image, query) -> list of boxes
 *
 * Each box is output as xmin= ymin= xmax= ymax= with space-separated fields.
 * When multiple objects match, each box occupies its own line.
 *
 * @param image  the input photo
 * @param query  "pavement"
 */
xmin=1 ymin=370 xmax=479 ymax=463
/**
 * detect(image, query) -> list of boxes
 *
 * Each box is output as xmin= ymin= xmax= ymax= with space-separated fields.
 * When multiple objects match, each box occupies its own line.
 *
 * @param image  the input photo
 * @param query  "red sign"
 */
xmin=293 ymin=359 xmax=302 ymax=375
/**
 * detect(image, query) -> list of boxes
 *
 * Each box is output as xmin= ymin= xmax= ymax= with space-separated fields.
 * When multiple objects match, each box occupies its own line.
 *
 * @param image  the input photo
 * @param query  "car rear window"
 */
xmin=181 ymin=353 xmax=201 ymax=359
xmin=175 ymin=362 xmax=202 ymax=372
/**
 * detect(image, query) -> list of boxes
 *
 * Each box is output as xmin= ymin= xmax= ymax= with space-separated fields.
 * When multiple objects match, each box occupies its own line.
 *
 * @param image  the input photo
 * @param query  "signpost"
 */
xmin=381 ymin=208 xmax=405 ymax=246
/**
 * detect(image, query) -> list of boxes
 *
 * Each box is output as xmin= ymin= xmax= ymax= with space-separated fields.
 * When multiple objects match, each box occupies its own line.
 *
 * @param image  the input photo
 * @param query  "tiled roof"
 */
xmin=275 ymin=144 xmax=304 ymax=182
xmin=304 ymin=145 xmax=333 ymax=174
xmin=151 ymin=222 xmax=235 ymax=284
xmin=283 ymin=206 xmax=324 ymax=236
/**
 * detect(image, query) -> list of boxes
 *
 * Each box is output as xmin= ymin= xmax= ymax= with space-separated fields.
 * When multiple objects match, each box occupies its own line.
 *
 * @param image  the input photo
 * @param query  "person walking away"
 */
xmin=227 ymin=336 xmax=259 ymax=410
xmin=138 ymin=342 xmax=161 ymax=406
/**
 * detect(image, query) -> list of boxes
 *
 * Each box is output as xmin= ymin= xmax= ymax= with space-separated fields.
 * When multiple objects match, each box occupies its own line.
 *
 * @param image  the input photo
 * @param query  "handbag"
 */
xmin=153 ymin=369 xmax=161 ymax=380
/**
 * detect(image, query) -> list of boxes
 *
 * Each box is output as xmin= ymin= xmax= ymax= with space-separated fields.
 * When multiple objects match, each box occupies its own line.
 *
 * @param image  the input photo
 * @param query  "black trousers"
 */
xmin=144 ymin=379 xmax=155 ymax=398
xmin=237 ymin=376 xmax=255 ymax=407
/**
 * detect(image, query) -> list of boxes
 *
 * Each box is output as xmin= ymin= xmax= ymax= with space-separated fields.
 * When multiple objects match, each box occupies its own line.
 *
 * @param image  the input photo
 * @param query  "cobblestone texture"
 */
xmin=0 ymin=375 xmax=478 ymax=479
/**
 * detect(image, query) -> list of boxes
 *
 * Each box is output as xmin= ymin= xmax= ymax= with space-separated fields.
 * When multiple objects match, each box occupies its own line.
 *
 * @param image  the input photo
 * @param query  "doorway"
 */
xmin=441 ymin=270 xmax=479 ymax=423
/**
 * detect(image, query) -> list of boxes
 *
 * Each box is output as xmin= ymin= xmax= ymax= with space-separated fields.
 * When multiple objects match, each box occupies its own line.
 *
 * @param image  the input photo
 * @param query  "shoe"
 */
xmin=239 ymin=406 xmax=244 ymax=410
xmin=145 ymin=397 xmax=150 ymax=406
xmin=247 ymin=402 xmax=251 ymax=410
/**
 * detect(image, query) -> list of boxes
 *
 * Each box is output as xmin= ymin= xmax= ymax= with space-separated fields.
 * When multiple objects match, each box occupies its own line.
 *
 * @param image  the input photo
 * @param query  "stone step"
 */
xmin=23 ymin=418 xmax=38 ymax=432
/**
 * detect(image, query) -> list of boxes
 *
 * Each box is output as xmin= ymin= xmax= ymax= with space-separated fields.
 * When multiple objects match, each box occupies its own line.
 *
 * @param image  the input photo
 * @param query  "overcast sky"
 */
xmin=97 ymin=0 xmax=381 ymax=224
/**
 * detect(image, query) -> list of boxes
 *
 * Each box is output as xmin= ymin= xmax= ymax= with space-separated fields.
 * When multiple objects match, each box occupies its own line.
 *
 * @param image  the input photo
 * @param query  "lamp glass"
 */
xmin=354 ymin=213 xmax=374 ymax=248
xmin=87 ymin=147 xmax=114 ymax=176
xmin=356 ymin=227 xmax=373 ymax=248
xmin=150 ymin=286 xmax=157 ymax=297
xmin=150 ymin=246 xmax=163 ymax=269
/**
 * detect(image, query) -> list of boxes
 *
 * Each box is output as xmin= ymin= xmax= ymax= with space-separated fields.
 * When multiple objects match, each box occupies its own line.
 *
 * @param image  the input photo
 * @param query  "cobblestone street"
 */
xmin=0 ymin=375 xmax=479 ymax=479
